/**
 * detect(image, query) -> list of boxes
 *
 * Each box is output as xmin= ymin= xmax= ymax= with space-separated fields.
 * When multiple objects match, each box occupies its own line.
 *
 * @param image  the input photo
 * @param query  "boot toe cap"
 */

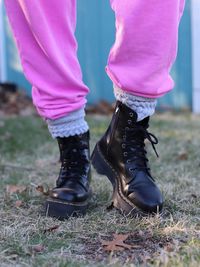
xmin=50 ymin=188 xmax=88 ymax=203
xmin=128 ymin=186 xmax=163 ymax=213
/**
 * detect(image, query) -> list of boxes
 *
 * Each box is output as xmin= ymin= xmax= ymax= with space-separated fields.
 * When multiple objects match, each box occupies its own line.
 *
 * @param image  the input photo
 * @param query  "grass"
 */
xmin=0 ymin=112 xmax=199 ymax=267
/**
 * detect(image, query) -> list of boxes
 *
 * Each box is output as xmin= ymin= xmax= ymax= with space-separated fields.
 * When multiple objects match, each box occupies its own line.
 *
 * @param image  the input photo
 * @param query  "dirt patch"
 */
xmin=77 ymin=230 xmax=180 ymax=265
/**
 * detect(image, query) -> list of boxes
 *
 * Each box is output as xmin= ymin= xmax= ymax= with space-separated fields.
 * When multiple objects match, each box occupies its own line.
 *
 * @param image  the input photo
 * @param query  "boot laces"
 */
xmin=123 ymin=125 xmax=159 ymax=172
xmin=60 ymin=144 xmax=88 ymax=176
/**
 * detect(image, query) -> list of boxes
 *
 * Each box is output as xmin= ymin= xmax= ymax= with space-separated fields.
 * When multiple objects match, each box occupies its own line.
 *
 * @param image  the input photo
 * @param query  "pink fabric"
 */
xmin=5 ymin=0 xmax=185 ymax=119
xmin=107 ymin=0 xmax=185 ymax=98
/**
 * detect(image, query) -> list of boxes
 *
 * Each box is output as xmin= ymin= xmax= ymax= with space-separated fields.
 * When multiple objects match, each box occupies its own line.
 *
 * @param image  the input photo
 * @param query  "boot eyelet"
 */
xmin=129 ymin=168 xmax=133 ymax=172
xmin=127 ymin=120 xmax=132 ymax=125
xmin=123 ymin=135 xmax=126 ymax=140
xmin=125 ymin=127 xmax=129 ymax=131
xmin=126 ymin=159 xmax=130 ymax=163
xmin=129 ymin=112 xmax=133 ymax=117
xmin=123 ymin=152 xmax=128 ymax=157
xmin=122 ymin=144 xmax=126 ymax=148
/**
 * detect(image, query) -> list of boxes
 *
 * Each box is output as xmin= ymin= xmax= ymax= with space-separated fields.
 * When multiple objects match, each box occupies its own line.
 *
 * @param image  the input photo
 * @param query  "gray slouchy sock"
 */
xmin=114 ymin=85 xmax=157 ymax=121
xmin=46 ymin=85 xmax=157 ymax=138
xmin=46 ymin=107 xmax=89 ymax=139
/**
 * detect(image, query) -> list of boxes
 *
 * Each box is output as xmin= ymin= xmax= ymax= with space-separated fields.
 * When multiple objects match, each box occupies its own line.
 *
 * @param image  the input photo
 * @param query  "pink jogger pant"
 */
xmin=5 ymin=0 xmax=185 ymax=120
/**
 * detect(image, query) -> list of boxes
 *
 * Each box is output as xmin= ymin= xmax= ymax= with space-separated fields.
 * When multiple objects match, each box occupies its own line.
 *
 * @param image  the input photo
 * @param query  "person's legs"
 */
xmin=5 ymin=0 xmax=91 ymax=218
xmin=110 ymin=0 xmax=185 ymax=121
xmin=92 ymin=0 xmax=185 ymax=214
xmin=108 ymin=0 xmax=185 ymax=99
xmin=5 ymin=0 xmax=88 ymax=120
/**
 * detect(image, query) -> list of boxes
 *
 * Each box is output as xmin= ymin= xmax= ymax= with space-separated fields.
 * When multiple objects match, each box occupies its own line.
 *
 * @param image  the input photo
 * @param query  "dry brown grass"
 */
xmin=0 ymin=112 xmax=199 ymax=266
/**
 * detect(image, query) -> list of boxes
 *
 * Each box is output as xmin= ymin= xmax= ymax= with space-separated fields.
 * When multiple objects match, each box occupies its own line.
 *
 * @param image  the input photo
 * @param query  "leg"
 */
xmin=5 ymin=0 xmax=89 ymax=120
xmin=92 ymin=0 xmax=185 ymax=215
xmin=108 ymin=0 xmax=185 ymax=98
xmin=5 ymin=0 xmax=91 ymax=219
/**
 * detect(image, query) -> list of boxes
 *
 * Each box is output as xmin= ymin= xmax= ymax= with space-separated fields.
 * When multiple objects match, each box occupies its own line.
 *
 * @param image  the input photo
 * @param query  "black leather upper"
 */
xmin=98 ymin=101 xmax=163 ymax=212
xmin=50 ymin=131 xmax=91 ymax=203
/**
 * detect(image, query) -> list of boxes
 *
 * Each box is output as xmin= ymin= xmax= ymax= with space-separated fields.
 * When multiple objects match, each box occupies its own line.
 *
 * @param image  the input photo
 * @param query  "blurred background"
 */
xmin=0 ymin=0 xmax=199 ymax=113
xmin=1 ymin=3 xmax=200 ymax=266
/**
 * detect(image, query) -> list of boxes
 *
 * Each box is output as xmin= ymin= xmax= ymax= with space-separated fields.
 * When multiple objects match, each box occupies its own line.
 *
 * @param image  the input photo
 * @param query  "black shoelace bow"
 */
xmin=123 ymin=125 xmax=159 ymax=172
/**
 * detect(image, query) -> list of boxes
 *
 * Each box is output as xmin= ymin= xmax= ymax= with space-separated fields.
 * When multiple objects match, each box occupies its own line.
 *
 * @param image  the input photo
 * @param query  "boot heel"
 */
xmin=92 ymin=143 xmax=139 ymax=215
xmin=91 ymin=144 xmax=116 ymax=188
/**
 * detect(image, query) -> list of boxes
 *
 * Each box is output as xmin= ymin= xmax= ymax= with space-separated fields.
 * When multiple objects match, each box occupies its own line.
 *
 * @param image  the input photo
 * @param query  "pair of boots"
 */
xmin=45 ymin=101 xmax=163 ymax=219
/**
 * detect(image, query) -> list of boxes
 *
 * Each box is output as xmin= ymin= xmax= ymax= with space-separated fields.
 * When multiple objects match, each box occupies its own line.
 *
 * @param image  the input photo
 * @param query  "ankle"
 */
xmin=46 ymin=107 xmax=89 ymax=138
xmin=114 ymin=85 xmax=157 ymax=121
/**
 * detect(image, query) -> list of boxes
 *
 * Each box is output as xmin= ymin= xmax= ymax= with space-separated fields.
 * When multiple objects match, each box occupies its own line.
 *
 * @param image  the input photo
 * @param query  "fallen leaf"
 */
xmin=43 ymin=225 xmax=60 ymax=234
xmin=164 ymin=243 xmax=175 ymax=252
xmin=32 ymin=244 xmax=45 ymax=253
xmin=101 ymin=233 xmax=140 ymax=252
xmin=36 ymin=185 xmax=49 ymax=196
xmin=15 ymin=200 xmax=23 ymax=207
xmin=6 ymin=185 xmax=27 ymax=195
xmin=177 ymin=152 xmax=188 ymax=160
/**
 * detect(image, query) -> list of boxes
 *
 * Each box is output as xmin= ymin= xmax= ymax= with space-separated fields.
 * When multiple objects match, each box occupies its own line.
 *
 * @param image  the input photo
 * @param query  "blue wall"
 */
xmin=76 ymin=0 xmax=192 ymax=109
xmin=157 ymin=0 xmax=192 ymax=109
xmin=3 ymin=0 xmax=192 ymax=109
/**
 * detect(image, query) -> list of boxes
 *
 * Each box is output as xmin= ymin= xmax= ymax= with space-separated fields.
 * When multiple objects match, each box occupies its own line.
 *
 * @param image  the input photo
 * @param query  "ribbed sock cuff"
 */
xmin=114 ymin=85 xmax=157 ymax=121
xmin=46 ymin=107 xmax=89 ymax=138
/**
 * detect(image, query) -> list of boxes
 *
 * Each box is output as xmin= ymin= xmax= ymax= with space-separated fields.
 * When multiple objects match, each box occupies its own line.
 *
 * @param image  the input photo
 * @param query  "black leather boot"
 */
xmin=91 ymin=101 xmax=163 ymax=215
xmin=45 ymin=131 xmax=91 ymax=219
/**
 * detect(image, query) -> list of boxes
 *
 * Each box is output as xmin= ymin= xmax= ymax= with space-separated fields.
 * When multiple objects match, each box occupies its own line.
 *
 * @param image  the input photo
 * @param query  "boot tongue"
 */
xmin=136 ymin=116 xmax=149 ymax=128
xmin=117 ymin=101 xmax=138 ymax=121
xmin=118 ymin=101 xmax=149 ymax=127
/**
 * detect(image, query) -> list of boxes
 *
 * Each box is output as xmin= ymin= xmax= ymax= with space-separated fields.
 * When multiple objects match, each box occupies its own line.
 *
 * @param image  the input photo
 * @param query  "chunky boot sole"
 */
xmin=91 ymin=144 xmax=159 ymax=215
xmin=44 ymin=198 xmax=89 ymax=220
xmin=91 ymin=143 xmax=141 ymax=215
